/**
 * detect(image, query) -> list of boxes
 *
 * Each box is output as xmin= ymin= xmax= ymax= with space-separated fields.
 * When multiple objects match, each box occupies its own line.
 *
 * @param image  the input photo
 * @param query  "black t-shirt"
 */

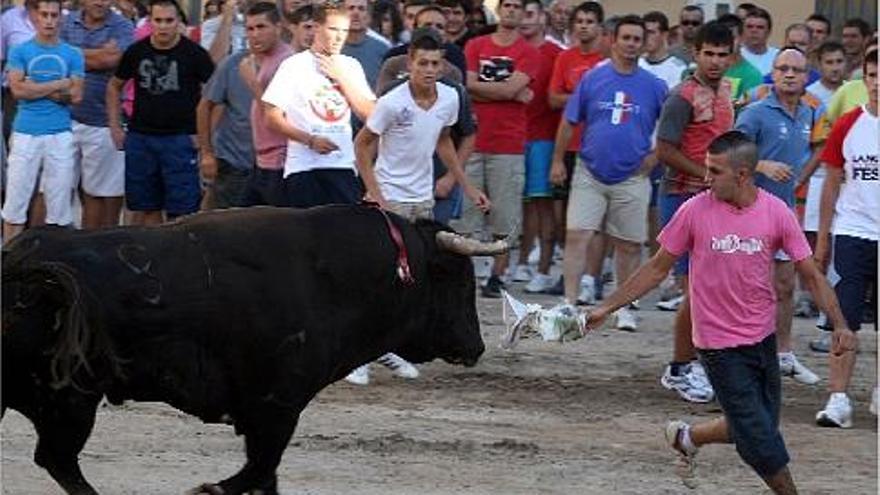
xmin=115 ymin=36 xmax=214 ymax=135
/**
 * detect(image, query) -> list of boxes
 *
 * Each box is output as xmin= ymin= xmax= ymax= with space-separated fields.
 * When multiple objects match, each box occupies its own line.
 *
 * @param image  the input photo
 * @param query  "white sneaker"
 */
xmin=658 ymin=273 xmax=681 ymax=301
xmin=628 ymin=299 xmax=640 ymax=310
xmin=665 ymin=420 xmax=699 ymax=489
xmin=778 ymin=352 xmax=820 ymax=385
xmin=511 ymin=264 xmax=533 ymax=282
xmin=613 ymin=308 xmax=638 ymax=331
xmin=524 ymin=272 xmax=556 ymax=293
xmin=553 ymin=245 xmax=563 ymax=261
xmin=816 ymin=392 xmax=853 ymax=428
xmin=577 ymin=275 xmax=595 ymax=305
xmin=527 ymin=246 xmax=540 ymax=265
xmin=661 ymin=364 xmax=715 ymax=403
xmin=871 ymin=387 xmax=878 ymax=416
xmin=656 ymin=294 xmax=685 ymax=311
xmin=377 ymin=353 xmax=420 ymax=379
xmin=345 ymin=365 xmax=370 ymax=385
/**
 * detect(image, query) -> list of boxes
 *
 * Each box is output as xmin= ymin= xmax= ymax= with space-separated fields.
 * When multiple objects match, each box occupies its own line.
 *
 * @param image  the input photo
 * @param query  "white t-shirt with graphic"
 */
xmin=262 ymin=50 xmax=374 ymax=177
xmin=366 ymin=81 xmax=459 ymax=202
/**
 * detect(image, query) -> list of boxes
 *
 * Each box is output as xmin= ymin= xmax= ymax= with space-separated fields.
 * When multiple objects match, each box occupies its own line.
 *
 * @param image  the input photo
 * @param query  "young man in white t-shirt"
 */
xmin=355 ymin=28 xmax=489 ymax=221
xmin=262 ymin=1 xmax=376 ymax=208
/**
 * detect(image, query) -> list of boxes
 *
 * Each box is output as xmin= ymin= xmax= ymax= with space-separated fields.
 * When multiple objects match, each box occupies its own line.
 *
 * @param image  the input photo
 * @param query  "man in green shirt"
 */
xmin=718 ymin=13 xmax=762 ymax=101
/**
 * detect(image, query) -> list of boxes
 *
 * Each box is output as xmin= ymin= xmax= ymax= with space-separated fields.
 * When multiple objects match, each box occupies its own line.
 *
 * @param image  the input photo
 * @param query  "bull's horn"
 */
xmin=435 ymin=231 xmax=509 ymax=256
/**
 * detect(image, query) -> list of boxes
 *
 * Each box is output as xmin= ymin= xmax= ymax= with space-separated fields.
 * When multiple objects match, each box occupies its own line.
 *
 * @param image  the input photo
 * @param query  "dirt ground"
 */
xmin=2 ymin=283 xmax=877 ymax=495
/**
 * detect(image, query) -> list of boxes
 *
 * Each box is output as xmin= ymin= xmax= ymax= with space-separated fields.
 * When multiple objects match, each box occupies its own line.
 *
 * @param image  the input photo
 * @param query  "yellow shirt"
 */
xmin=825 ymin=79 xmax=868 ymax=123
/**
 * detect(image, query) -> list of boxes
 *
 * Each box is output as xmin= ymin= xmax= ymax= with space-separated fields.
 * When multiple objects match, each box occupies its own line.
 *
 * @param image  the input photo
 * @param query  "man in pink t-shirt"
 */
xmin=586 ymin=130 xmax=850 ymax=493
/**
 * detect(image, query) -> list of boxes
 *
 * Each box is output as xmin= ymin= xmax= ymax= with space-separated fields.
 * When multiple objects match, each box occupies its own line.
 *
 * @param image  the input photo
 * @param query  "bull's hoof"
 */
xmin=185 ymin=483 xmax=225 ymax=495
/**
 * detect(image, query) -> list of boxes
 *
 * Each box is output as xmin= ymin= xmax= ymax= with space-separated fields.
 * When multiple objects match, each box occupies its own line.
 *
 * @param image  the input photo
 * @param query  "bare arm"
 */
xmin=8 ymin=70 xmax=70 ymax=100
xmin=466 ymin=71 xmax=531 ymax=101
xmin=265 ymin=103 xmax=338 ymax=154
xmin=548 ymin=91 xmax=570 ymax=110
xmin=316 ymin=54 xmax=376 ymax=120
xmin=795 ymin=257 xmax=849 ymax=331
xmin=814 ymin=165 xmax=842 ymax=268
xmin=106 ymin=75 xmax=126 ymax=148
xmin=208 ymin=1 xmax=237 ymax=64
xmin=81 ymin=41 xmax=123 ymax=71
xmin=796 ymin=145 xmax=824 ymax=187
xmin=656 ymin=139 xmax=707 ymax=180
xmin=588 ymin=248 xmax=678 ymax=326
xmin=196 ymin=97 xmax=219 ymax=180
xmin=353 ymin=127 xmax=383 ymax=205
xmin=549 ymin=119 xmax=574 ymax=185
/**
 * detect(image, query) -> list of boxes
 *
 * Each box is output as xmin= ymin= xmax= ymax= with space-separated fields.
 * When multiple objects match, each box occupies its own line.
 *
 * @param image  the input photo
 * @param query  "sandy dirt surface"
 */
xmin=2 ymin=284 xmax=877 ymax=495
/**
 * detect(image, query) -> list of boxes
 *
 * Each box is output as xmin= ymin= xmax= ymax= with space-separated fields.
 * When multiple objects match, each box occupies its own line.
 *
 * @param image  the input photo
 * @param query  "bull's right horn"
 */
xmin=435 ymin=231 xmax=509 ymax=256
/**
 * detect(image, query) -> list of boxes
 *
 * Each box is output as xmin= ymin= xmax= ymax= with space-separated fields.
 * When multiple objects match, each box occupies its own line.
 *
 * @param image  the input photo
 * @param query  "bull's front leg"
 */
xmin=190 ymin=407 xmax=300 ymax=495
xmin=31 ymin=391 xmax=102 ymax=495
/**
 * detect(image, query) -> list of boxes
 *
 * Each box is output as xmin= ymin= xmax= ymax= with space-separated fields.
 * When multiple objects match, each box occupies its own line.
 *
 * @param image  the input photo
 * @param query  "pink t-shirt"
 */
xmin=658 ymin=189 xmax=812 ymax=350
xmin=251 ymin=42 xmax=294 ymax=170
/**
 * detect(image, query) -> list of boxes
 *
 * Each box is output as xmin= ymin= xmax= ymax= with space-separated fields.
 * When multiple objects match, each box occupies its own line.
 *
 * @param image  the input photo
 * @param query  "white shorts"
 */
xmin=73 ymin=121 xmax=125 ymax=197
xmin=803 ymin=173 xmax=825 ymax=233
xmin=1 ymin=132 xmax=75 ymax=225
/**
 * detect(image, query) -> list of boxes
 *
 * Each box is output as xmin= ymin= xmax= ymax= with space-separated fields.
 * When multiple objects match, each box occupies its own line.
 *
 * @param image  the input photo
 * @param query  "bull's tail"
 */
xmin=6 ymin=262 xmax=124 ymax=392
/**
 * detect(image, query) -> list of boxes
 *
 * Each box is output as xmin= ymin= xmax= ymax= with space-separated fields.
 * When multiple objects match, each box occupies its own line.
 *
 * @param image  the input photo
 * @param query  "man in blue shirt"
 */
xmin=549 ymin=14 xmax=667 ymax=331
xmin=1 ymin=0 xmax=84 ymax=242
xmin=736 ymin=47 xmax=826 ymax=386
xmin=61 ymin=0 xmax=133 ymax=229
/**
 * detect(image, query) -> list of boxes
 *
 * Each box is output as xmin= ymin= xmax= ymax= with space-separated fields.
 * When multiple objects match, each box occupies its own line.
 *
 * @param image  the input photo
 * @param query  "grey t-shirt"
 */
xmin=342 ymin=35 xmax=389 ymax=91
xmin=204 ymin=50 xmax=255 ymax=169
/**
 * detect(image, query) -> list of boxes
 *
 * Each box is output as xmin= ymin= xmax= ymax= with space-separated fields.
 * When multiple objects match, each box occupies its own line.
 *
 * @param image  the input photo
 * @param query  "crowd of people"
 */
xmin=0 ymin=0 xmax=876 ymax=492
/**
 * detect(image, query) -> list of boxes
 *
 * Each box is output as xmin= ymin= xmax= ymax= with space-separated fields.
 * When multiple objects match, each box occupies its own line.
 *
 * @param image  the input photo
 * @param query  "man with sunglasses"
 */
xmin=670 ymin=5 xmax=703 ymax=65
xmin=735 ymin=47 xmax=827 ymax=386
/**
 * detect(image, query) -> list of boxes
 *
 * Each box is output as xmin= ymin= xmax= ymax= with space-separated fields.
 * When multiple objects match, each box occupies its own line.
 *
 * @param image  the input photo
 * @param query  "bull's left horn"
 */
xmin=435 ymin=231 xmax=509 ymax=256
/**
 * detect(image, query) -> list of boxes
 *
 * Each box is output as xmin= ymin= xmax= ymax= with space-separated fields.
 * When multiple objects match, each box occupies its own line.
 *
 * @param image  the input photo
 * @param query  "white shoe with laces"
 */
xmin=661 ymin=363 xmax=715 ymax=403
xmin=778 ymin=352 xmax=820 ymax=385
xmin=527 ymin=246 xmax=540 ymax=265
xmin=524 ymin=272 xmax=556 ymax=293
xmin=377 ymin=353 xmax=420 ymax=379
xmin=656 ymin=294 xmax=685 ymax=311
xmin=816 ymin=392 xmax=853 ymax=428
xmin=511 ymin=264 xmax=533 ymax=282
xmin=577 ymin=275 xmax=596 ymax=305
xmin=344 ymin=365 xmax=370 ymax=386
xmin=665 ymin=420 xmax=699 ymax=489
xmin=613 ymin=308 xmax=638 ymax=331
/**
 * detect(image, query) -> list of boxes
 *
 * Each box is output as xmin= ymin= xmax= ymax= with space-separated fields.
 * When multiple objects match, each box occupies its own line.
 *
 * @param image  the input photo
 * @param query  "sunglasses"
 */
xmin=680 ymin=20 xmax=702 ymax=27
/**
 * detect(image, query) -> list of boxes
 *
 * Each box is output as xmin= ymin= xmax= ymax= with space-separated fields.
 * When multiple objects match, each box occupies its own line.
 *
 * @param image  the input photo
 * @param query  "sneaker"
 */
xmin=377 ymin=353 xmax=419 ymax=379
xmin=778 ymin=352 xmax=820 ymax=385
xmin=665 ymin=420 xmax=699 ymax=489
xmin=658 ymin=274 xmax=681 ymax=301
xmin=527 ymin=246 xmax=541 ymax=265
xmin=871 ymin=387 xmax=878 ymax=416
xmin=656 ymin=294 xmax=684 ymax=311
xmin=628 ymin=299 xmax=640 ymax=311
xmin=543 ymin=276 xmax=564 ymax=295
xmin=345 ymin=365 xmax=370 ymax=386
xmin=794 ymin=297 xmax=817 ymax=318
xmin=511 ymin=264 xmax=533 ymax=282
xmin=613 ymin=308 xmax=638 ymax=331
xmin=482 ymin=275 xmax=504 ymax=299
xmin=473 ymin=256 xmax=492 ymax=279
xmin=661 ymin=364 xmax=714 ymax=403
xmin=809 ymin=331 xmax=831 ymax=353
xmin=524 ymin=272 xmax=555 ymax=293
xmin=577 ymin=275 xmax=596 ymax=305
xmin=816 ymin=393 xmax=853 ymax=428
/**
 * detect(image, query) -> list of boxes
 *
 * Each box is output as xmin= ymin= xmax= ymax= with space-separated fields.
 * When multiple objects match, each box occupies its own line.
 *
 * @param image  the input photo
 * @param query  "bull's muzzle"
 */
xmin=435 ymin=232 xmax=509 ymax=256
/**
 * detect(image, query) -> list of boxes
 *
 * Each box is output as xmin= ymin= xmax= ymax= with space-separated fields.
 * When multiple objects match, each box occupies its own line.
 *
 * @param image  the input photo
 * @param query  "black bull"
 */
xmin=1 ymin=205 xmax=507 ymax=495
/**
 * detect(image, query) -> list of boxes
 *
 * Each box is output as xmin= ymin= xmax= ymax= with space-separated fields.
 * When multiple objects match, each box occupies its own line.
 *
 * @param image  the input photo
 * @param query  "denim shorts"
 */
xmin=524 ymin=140 xmax=554 ymax=199
xmin=124 ymin=132 xmax=200 ymax=216
xmin=698 ymin=334 xmax=790 ymax=479
xmin=659 ymin=188 xmax=697 ymax=276
xmin=833 ymin=235 xmax=878 ymax=331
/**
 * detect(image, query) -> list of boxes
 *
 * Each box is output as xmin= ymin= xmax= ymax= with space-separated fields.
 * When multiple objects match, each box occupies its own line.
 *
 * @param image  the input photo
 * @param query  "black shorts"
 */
xmin=245 ymin=167 xmax=284 ymax=206
xmin=833 ymin=235 xmax=877 ymax=330
xmin=551 ymin=151 xmax=577 ymax=200
xmin=282 ymin=168 xmax=362 ymax=208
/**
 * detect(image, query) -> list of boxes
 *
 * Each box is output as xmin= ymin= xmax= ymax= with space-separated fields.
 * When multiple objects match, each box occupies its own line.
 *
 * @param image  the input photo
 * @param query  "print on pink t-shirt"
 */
xmin=657 ymin=190 xmax=812 ymax=350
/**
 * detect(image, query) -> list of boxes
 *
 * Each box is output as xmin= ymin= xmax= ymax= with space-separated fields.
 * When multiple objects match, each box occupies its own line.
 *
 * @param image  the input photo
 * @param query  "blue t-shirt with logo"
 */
xmin=6 ymin=38 xmax=85 ymax=135
xmin=735 ymin=91 xmax=824 ymax=206
xmin=564 ymin=62 xmax=667 ymax=184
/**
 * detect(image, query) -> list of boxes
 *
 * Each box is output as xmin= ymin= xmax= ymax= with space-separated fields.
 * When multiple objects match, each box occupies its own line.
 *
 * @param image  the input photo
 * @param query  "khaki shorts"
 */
xmin=567 ymin=161 xmax=651 ymax=243
xmin=386 ymin=199 xmax=435 ymax=222
xmin=454 ymin=152 xmax=524 ymax=238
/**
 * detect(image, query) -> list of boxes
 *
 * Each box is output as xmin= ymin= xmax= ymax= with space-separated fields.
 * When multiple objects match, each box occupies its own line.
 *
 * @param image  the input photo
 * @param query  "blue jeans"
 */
xmin=659 ymin=187 xmax=698 ymax=276
xmin=698 ymin=334 xmax=789 ymax=479
xmin=433 ymin=185 xmax=462 ymax=225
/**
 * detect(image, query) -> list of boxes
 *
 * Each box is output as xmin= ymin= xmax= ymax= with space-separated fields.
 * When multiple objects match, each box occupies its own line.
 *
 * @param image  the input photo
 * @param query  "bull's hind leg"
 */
xmin=31 ymin=392 xmax=102 ymax=495
xmin=193 ymin=408 xmax=299 ymax=495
